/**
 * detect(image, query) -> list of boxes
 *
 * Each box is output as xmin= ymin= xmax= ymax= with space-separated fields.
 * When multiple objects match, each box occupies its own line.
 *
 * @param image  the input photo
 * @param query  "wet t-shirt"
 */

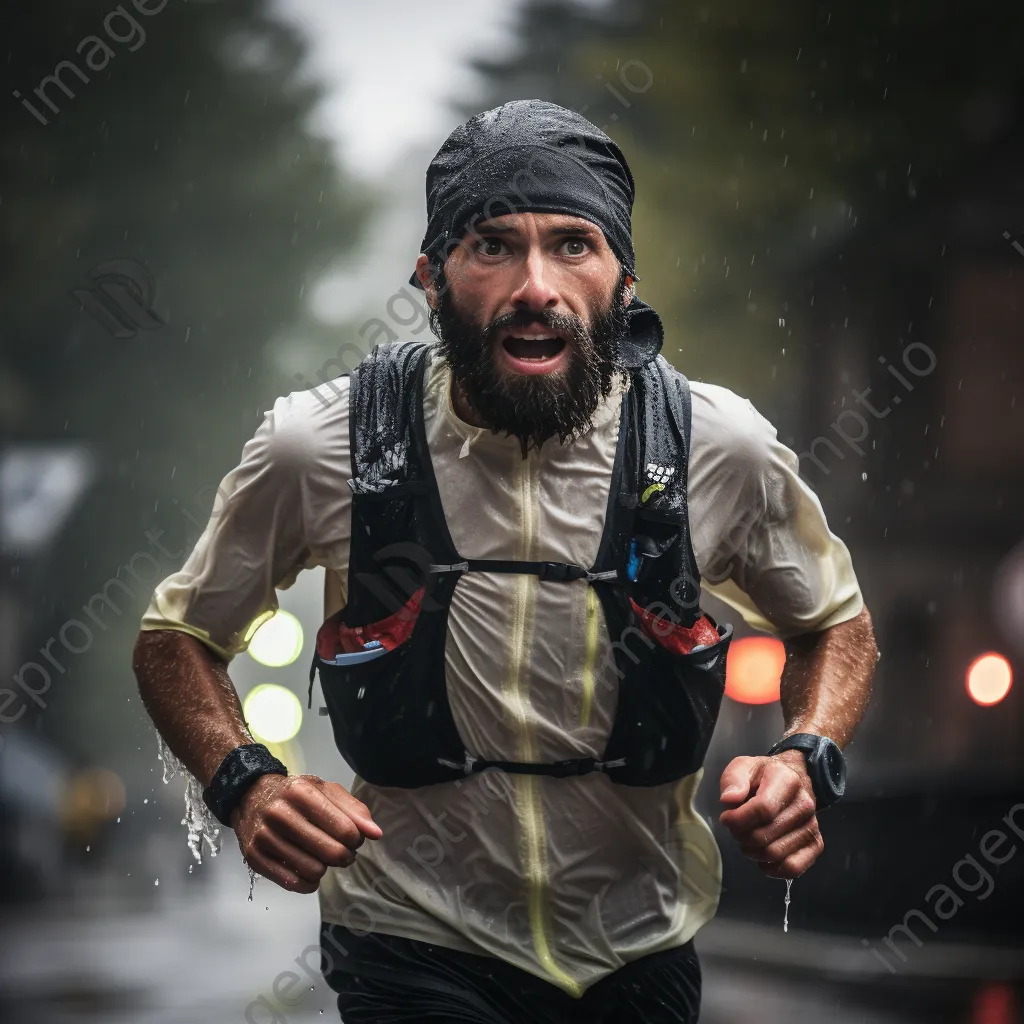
xmin=141 ymin=347 xmax=863 ymax=996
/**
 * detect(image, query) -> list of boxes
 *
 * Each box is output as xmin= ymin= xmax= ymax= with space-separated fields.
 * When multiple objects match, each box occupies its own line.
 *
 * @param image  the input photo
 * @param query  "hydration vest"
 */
xmin=308 ymin=341 xmax=733 ymax=789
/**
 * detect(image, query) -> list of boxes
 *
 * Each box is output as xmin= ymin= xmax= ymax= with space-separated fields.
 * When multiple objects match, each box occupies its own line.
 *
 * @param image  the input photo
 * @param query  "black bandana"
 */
xmin=411 ymin=99 xmax=664 ymax=367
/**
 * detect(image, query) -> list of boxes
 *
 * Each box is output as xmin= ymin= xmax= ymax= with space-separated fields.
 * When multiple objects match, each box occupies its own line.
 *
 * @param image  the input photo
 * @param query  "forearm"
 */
xmin=778 ymin=605 xmax=877 ymax=749
xmin=132 ymin=628 xmax=253 ymax=785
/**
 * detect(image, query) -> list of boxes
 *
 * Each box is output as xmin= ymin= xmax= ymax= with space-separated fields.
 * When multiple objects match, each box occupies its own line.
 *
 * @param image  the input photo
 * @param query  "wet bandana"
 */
xmin=411 ymin=99 xmax=664 ymax=368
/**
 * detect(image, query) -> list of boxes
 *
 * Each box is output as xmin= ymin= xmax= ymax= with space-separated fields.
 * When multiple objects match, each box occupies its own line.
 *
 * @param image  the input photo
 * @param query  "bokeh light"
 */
xmin=62 ymin=767 xmax=126 ymax=834
xmin=243 ymin=683 xmax=304 ymax=742
xmin=246 ymin=609 xmax=304 ymax=667
xmin=725 ymin=636 xmax=786 ymax=704
xmin=966 ymin=652 xmax=1013 ymax=706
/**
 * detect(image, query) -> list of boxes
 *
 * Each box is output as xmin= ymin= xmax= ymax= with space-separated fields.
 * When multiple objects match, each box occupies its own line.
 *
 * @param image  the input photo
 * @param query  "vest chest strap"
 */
xmin=437 ymin=753 xmax=629 ymax=778
xmin=428 ymin=559 xmax=620 ymax=583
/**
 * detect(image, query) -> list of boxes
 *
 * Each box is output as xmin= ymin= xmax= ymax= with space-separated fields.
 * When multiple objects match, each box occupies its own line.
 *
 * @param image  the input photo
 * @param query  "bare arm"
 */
xmin=132 ymin=628 xmax=252 ymax=784
xmin=133 ymin=628 xmax=382 ymax=892
xmin=777 ymin=604 xmax=877 ymax=748
xmin=719 ymin=605 xmax=878 ymax=878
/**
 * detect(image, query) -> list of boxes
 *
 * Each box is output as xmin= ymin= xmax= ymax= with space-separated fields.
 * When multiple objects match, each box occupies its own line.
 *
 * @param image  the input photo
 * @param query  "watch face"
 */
xmin=819 ymin=739 xmax=847 ymax=797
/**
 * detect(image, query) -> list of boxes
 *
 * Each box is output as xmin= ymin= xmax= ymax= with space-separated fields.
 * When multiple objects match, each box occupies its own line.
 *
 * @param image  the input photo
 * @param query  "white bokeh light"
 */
xmin=247 ymin=610 xmax=305 ymax=668
xmin=244 ymin=684 xmax=304 ymax=743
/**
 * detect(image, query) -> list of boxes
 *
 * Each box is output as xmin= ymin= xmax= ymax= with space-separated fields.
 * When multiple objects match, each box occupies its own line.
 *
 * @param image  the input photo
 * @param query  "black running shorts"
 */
xmin=321 ymin=923 xmax=702 ymax=1023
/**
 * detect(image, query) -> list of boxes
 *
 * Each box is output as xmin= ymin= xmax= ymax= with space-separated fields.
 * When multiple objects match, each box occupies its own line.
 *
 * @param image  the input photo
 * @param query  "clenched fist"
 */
xmin=718 ymin=751 xmax=823 ymax=879
xmin=231 ymin=774 xmax=383 ymax=893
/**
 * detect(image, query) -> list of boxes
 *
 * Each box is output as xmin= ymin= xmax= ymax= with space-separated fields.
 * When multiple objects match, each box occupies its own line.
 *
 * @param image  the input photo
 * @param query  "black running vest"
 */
xmin=308 ymin=342 xmax=733 ymax=788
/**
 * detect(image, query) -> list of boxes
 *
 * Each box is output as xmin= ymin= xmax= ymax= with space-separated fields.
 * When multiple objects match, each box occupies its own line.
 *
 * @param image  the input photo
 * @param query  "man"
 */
xmin=134 ymin=100 xmax=876 ymax=1023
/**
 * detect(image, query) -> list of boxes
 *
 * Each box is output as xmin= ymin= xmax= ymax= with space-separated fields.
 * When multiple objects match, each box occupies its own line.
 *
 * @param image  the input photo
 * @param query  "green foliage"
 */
xmin=1 ymin=0 xmax=370 ymax=760
xmin=473 ymin=0 xmax=1024 ymax=400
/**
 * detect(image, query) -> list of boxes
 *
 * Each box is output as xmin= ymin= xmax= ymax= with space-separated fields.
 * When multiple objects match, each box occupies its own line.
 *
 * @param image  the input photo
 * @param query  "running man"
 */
xmin=134 ymin=100 xmax=876 ymax=1023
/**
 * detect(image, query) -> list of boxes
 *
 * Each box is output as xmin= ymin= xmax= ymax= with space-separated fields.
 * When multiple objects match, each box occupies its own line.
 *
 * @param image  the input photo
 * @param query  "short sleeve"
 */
xmin=687 ymin=383 xmax=864 ymax=639
xmin=140 ymin=380 xmax=352 ymax=661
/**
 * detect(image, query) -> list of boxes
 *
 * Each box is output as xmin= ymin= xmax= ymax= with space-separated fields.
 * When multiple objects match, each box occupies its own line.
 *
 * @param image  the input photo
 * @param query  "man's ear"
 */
xmin=622 ymin=274 xmax=636 ymax=305
xmin=415 ymin=254 xmax=439 ymax=309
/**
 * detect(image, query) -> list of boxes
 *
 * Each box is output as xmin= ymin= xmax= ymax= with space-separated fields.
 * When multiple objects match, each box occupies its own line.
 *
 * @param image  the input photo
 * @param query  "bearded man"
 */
xmin=134 ymin=100 xmax=877 ymax=1023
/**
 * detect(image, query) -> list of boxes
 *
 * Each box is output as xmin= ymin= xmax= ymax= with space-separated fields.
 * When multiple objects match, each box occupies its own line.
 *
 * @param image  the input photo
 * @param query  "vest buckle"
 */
xmin=538 ymin=562 xmax=587 ymax=582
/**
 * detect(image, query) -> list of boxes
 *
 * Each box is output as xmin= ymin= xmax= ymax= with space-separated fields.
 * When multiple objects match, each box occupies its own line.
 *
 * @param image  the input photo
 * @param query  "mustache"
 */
xmin=485 ymin=307 xmax=586 ymax=339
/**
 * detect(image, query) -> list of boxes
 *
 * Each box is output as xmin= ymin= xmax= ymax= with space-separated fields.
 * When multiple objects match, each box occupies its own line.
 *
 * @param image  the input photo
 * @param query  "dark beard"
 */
xmin=429 ymin=271 xmax=629 ymax=454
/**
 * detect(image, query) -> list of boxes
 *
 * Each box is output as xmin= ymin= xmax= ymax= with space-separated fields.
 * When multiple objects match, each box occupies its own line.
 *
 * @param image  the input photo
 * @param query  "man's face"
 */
xmin=416 ymin=212 xmax=631 ymax=453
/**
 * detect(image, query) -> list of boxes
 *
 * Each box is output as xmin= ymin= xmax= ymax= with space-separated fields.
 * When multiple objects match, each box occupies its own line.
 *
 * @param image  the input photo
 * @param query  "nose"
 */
xmin=509 ymin=249 xmax=559 ymax=313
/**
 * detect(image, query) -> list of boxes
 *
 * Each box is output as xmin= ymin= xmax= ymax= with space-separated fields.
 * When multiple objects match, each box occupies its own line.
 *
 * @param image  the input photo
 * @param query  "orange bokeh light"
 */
xmin=725 ymin=636 xmax=786 ymax=704
xmin=966 ymin=653 xmax=1013 ymax=706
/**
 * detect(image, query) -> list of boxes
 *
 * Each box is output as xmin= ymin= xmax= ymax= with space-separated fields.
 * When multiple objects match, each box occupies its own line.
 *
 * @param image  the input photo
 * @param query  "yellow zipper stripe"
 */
xmin=500 ymin=449 xmax=579 ymax=996
xmin=579 ymin=586 xmax=599 ymax=729
xmin=521 ymin=772 xmax=582 ymax=996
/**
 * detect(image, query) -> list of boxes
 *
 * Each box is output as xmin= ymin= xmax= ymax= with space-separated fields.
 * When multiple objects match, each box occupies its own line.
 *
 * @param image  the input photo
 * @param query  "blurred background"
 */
xmin=1 ymin=0 xmax=1022 ymax=1021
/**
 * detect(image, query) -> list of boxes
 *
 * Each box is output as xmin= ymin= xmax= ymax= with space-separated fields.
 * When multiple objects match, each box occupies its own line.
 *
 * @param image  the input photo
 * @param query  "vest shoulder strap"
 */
xmin=624 ymin=356 xmax=700 ymax=614
xmin=632 ymin=355 xmax=694 ymax=519
xmin=348 ymin=340 xmax=430 ymax=493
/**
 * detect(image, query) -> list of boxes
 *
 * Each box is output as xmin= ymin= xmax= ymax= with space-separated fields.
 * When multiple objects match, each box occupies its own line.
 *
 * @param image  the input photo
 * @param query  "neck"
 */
xmin=449 ymin=377 xmax=490 ymax=429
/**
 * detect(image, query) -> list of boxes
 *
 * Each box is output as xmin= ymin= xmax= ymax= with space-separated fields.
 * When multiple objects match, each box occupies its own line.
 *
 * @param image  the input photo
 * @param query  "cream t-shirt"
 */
xmin=141 ymin=345 xmax=863 ymax=996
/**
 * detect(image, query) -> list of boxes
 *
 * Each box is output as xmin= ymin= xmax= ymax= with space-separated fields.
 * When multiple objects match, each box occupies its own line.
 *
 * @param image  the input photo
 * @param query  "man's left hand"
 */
xmin=718 ymin=751 xmax=823 ymax=879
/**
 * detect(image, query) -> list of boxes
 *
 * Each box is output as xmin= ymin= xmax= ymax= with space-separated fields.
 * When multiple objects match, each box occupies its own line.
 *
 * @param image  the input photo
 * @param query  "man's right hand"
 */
xmin=231 ymin=774 xmax=383 ymax=893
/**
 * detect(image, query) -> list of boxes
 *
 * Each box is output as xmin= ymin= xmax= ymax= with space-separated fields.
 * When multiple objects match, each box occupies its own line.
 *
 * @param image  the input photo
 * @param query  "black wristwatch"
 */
xmin=202 ymin=743 xmax=288 ymax=827
xmin=767 ymin=733 xmax=846 ymax=808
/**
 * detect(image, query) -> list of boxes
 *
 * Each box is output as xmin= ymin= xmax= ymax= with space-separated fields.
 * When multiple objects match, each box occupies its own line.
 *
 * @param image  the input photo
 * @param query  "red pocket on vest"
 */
xmin=317 ymin=588 xmax=424 ymax=659
xmin=629 ymin=597 xmax=720 ymax=655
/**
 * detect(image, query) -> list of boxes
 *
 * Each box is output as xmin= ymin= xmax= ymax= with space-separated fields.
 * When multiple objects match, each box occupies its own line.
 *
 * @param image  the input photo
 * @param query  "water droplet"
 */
xmin=154 ymin=878 xmax=160 ymax=886
xmin=783 ymin=878 xmax=793 ymax=932
xmin=85 ymin=845 xmax=90 ymax=852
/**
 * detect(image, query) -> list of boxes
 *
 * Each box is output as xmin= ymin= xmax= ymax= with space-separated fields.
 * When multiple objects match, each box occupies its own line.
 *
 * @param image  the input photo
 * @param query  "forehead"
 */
xmin=470 ymin=211 xmax=606 ymax=238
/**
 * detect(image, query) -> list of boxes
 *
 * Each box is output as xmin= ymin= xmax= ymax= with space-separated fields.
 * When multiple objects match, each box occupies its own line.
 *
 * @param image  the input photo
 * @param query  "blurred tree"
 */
xmin=472 ymin=0 xmax=1024 ymax=434
xmin=0 ymin=0 xmax=370 ymax=766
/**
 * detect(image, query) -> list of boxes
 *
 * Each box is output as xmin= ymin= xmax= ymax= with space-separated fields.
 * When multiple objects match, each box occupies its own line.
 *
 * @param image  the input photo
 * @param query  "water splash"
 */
xmin=157 ymin=733 xmax=221 ymax=864
xmin=783 ymin=878 xmax=793 ymax=933
xmin=248 ymin=867 xmax=257 ymax=902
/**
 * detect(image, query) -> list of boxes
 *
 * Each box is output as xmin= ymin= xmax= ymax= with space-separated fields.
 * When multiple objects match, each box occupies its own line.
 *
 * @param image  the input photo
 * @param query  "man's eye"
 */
xmin=478 ymin=237 xmax=507 ymax=256
xmin=561 ymin=238 xmax=588 ymax=256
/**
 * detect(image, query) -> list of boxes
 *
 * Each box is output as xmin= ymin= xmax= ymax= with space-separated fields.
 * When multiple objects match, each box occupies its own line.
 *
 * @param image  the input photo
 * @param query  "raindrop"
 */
xmin=783 ymin=878 xmax=793 ymax=932
xmin=154 ymin=879 xmax=160 ymax=886
xmin=861 ymin=472 xmax=868 ymax=481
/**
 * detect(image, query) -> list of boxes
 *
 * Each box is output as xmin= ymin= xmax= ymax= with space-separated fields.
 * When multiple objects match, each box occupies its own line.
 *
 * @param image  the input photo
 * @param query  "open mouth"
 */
xmin=499 ymin=331 xmax=568 ymax=374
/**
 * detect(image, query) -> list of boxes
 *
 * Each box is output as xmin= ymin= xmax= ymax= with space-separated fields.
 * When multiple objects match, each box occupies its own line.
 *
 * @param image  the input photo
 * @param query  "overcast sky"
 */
xmin=268 ymin=0 xmax=527 ymax=180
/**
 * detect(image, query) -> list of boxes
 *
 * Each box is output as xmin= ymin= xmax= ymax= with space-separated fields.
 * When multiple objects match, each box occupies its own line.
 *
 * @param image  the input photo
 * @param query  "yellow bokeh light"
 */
xmin=966 ymin=652 xmax=1013 ymax=706
xmin=247 ymin=610 xmax=304 ymax=667
xmin=243 ymin=684 xmax=303 ymax=743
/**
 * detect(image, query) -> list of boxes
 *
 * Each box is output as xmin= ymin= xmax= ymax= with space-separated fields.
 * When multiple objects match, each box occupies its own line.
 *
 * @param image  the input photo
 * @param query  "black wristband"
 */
xmin=202 ymin=743 xmax=288 ymax=827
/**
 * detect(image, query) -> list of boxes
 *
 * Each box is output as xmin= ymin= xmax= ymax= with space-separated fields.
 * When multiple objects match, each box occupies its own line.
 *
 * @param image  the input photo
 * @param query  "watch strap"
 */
xmin=202 ymin=743 xmax=288 ymax=827
xmin=767 ymin=733 xmax=820 ymax=758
